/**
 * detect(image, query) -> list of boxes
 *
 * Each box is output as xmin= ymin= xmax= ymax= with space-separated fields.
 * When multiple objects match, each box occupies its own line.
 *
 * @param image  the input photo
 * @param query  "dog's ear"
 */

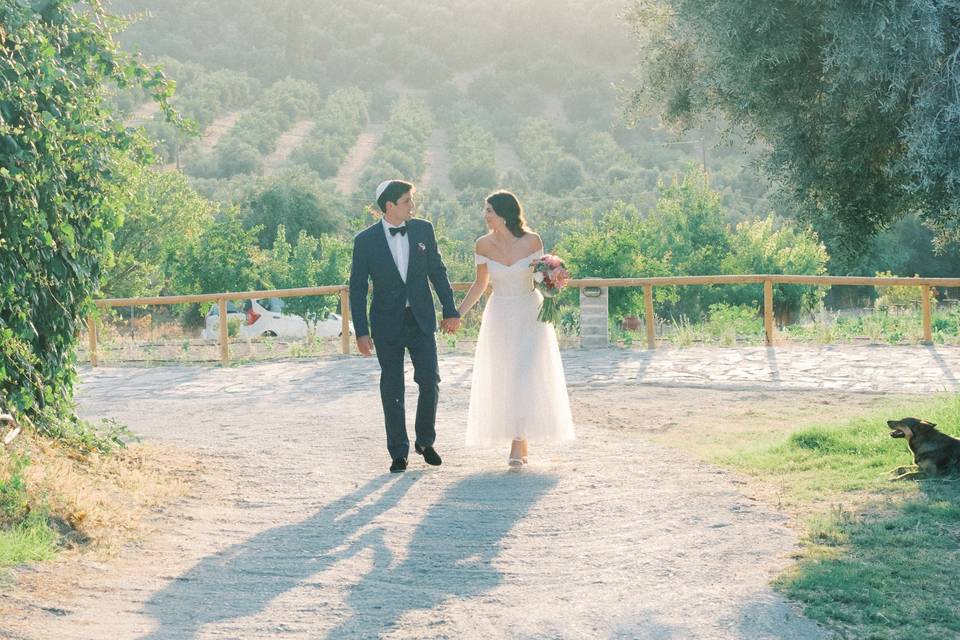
xmin=919 ymin=419 xmax=937 ymax=428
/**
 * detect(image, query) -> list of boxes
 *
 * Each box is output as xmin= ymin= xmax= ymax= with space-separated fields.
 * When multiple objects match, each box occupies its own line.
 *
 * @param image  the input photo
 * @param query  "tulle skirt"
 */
xmin=465 ymin=289 xmax=576 ymax=447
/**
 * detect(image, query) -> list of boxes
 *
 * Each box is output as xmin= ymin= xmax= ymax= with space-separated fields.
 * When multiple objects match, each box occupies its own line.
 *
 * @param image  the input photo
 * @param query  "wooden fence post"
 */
xmin=340 ymin=287 xmax=351 ymax=355
xmin=763 ymin=279 xmax=774 ymax=346
xmin=218 ymin=297 xmax=229 ymax=366
xmin=87 ymin=314 xmax=98 ymax=367
xmin=643 ymin=284 xmax=656 ymax=350
xmin=921 ymin=285 xmax=933 ymax=344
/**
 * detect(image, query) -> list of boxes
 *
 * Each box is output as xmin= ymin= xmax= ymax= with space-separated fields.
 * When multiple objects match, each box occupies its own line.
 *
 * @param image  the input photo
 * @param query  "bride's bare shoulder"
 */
xmin=475 ymin=234 xmax=495 ymax=254
xmin=524 ymin=232 xmax=544 ymax=252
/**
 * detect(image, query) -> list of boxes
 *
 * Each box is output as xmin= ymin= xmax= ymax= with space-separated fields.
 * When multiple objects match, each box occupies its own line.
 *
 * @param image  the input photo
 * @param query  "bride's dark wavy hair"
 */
xmin=486 ymin=191 xmax=529 ymax=238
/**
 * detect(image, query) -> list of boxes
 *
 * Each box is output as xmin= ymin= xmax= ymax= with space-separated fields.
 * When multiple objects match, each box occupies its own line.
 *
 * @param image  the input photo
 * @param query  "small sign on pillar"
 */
xmin=579 ymin=286 xmax=608 ymax=348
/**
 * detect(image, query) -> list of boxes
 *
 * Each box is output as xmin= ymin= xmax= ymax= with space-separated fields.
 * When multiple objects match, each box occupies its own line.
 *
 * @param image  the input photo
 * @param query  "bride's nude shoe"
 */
xmin=508 ymin=439 xmax=524 ymax=467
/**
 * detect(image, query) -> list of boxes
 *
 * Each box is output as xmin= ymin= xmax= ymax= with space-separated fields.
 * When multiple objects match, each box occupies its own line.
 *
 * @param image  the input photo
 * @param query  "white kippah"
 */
xmin=375 ymin=180 xmax=395 ymax=202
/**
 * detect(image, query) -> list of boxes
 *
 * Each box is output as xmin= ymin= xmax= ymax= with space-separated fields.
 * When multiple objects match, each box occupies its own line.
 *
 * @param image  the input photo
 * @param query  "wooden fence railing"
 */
xmin=86 ymin=275 xmax=960 ymax=367
xmin=89 ymin=286 xmax=349 ymax=367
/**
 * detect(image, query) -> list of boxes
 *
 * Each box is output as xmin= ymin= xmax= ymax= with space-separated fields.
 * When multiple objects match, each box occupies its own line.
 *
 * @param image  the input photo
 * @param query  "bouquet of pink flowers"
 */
xmin=531 ymin=254 xmax=571 ymax=324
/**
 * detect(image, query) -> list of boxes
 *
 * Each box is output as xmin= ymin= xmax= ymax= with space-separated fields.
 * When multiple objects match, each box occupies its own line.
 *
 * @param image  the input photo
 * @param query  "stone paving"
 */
xmin=73 ymin=344 xmax=960 ymax=408
xmin=286 ymin=342 xmax=960 ymax=397
xmin=557 ymin=343 xmax=960 ymax=393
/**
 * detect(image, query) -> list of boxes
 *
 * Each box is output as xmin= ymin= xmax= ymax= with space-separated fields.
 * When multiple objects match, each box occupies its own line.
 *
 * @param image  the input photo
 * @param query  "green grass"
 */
xmin=0 ymin=512 xmax=57 ymax=569
xmin=0 ymin=453 xmax=57 ymax=573
xmin=714 ymin=396 xmax=960 ymax=639
xmin=779 ymin=492 xmax=960 ymax=639
xmin=719 ymin=416 xmax=917 ymax=502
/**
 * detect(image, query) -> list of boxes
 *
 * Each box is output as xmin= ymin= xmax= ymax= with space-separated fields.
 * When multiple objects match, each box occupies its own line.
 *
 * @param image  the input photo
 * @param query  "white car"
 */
xmin=312 ymin=312 xmax=352 ymax=338
xmin=201 ymin=298 xmax=353 ymax=339
xmin=200 ymin=299 xmax=244 ymax=339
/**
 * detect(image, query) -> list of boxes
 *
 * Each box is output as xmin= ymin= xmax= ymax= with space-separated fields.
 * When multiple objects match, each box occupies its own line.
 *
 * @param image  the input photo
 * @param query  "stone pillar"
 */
xmin=579 ymin=286 xmax=608 ymax=348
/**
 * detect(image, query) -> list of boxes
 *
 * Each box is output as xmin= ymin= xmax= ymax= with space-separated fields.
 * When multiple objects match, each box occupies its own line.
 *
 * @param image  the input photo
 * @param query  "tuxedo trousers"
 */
xmin=373 ymin=308 xmax=439 ymax=460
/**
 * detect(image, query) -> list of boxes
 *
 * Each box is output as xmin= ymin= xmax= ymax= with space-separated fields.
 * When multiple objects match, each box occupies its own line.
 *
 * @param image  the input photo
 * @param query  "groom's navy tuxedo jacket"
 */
xmin=349 ymin=218 xmax=459 ymax=341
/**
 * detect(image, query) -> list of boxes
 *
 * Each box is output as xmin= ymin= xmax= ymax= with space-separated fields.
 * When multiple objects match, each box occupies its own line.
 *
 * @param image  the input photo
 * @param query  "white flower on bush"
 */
xmin=533 ymin=271 xmax=545 ymax=283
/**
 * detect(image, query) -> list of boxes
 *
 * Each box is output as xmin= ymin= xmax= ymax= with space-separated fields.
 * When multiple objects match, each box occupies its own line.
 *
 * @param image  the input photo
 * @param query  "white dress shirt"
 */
xmin=382 ymin=219 xmax=411 ymax=307
xmin=382 ymin=218 xmax=409 ymax=282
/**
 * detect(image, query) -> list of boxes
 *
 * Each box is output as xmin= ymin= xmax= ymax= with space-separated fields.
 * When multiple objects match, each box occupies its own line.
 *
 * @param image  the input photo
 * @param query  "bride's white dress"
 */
xmin=465 ymin=249 xmax=576 ymax=447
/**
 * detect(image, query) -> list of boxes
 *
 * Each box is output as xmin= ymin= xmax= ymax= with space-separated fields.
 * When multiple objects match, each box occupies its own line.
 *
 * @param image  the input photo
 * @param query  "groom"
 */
xmin=349 ymin=179 xmax=461 ymax=473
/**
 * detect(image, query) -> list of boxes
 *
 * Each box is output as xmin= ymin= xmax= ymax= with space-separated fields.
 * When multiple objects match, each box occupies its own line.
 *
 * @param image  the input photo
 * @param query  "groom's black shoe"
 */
xmin=415 ymin=443 xmax=442 ymax=466
xmin=389 ymin=456 xmax=407 ymax=473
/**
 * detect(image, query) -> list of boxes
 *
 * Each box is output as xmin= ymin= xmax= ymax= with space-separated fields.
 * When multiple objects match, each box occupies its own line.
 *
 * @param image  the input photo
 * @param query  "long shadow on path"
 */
xmin=924 ymin=344 xmax=960 ymax=392
xmin=326 ymin=472 xmax=557 ymax=638
xmin=140 ymin=474 xmax=417 ymax=639
xmin=139 ymin=472 xmax=556 ymax=639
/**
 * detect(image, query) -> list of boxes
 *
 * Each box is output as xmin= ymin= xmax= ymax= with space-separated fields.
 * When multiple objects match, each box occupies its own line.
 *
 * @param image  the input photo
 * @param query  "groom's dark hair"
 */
xmin=377 ymin=180 xmax=414 ymax=213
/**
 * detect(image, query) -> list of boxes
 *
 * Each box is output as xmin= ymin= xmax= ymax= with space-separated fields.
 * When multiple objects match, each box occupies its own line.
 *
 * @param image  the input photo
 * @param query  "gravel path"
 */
xmin=5 ymin=345 xmax=958 ymax=639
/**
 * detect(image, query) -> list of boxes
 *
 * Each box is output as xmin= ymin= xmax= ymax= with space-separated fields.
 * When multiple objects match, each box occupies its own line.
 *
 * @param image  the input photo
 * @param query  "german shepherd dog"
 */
xmin=887 ymin=417 xmax=960 ymax=480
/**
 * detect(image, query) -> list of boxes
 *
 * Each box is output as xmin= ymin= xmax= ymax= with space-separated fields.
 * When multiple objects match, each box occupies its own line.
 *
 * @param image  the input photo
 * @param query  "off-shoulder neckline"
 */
xmin=476 ymin=249 xmax=542 ymax=267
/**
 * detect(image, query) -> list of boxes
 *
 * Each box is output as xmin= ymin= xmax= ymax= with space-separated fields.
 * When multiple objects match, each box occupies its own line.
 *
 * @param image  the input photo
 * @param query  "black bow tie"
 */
xmin=389 ymin=225 xmax=407 ymax=236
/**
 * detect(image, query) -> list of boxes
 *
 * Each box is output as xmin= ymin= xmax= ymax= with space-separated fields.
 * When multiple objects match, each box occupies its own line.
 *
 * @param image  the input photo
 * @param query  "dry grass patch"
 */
xmin=0 ymin=434 xmax=202 ymax=633
xmin=15 ymin=433 xmax=201 ymax=554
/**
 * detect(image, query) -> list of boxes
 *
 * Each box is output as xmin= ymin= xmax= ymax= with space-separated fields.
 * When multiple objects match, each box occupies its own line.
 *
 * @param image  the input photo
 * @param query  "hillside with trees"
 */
xmin=94 ymin=1 xmax=960 ymax=321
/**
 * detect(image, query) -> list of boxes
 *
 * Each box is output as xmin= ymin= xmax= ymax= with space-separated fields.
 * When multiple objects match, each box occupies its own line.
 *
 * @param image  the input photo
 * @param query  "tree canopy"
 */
xmin=625 ymin=1 xmax=960 ymax=257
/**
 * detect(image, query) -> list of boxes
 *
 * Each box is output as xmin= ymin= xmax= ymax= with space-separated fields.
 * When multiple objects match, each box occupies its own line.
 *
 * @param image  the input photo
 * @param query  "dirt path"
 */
xmin=196 ymin=111 xmax=243 ymax=154
xmin=419 ymin=129 xmax=454 ymax=194
xmin=4 ymin=346 xmax=948 ymax=639
xmin=334 ymin=124 xmax=385 ymax=195
xmin=263 ymin=120 xmax=315 ymax=176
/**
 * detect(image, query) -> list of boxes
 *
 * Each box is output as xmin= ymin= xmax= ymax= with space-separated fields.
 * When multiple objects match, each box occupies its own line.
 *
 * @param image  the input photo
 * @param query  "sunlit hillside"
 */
xmin=100 ymin=0 xmax=960 ymax=304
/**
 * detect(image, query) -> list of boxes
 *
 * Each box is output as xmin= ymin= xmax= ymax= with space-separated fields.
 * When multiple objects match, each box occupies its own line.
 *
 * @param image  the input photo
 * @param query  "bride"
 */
xmin=457 ymin=191 xmax=575 ymax=466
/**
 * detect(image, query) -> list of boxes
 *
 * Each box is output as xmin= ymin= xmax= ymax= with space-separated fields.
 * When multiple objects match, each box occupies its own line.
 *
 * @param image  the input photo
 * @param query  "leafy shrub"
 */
xmin=874 ymin=270 xmax=936 ymax=311
xmin=721 ymin=215 xmax=829 ymax=320
xmin=556 ymin=204 xmax=675 ymax=320
xmin=1 ymin=1 xmax=173 ymax=431
xmin=240 ymin=168 xmax=347 ymax=247
xmin=705 ymin=303 xmax=762 ymax=344
xmin=542 ymin=156 xmax=586 ymax=194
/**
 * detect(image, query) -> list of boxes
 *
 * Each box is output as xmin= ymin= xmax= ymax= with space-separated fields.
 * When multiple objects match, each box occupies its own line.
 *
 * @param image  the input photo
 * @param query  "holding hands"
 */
xmin=357 ymin=317 xmax=458 ymax=356
xmin=441 ymin=317 xmax=461 ymax=334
